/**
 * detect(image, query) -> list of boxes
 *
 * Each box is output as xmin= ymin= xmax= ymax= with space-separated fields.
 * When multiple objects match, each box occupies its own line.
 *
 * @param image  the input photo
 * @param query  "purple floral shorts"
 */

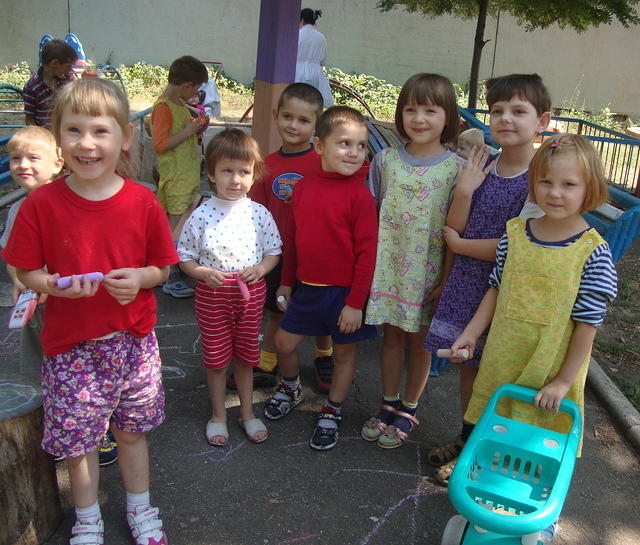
xmin=41 ymin=331 xmax=165 ymax=458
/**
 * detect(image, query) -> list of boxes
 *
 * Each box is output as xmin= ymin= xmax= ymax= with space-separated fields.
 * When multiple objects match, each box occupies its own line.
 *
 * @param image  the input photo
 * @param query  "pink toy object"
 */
xmin=8 ymin=290 xmax=39 ymax=329
xmin=236 ymin=277 xmax=250 ymax=301
xmin=56 ymin=272 xmax=104 ymax=290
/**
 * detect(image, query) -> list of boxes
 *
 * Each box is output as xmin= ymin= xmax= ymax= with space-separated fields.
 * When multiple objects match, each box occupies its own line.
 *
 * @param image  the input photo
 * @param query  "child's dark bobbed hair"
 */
xmin=485 ymin=73 xmax=551 ymax=115
xmin=205 ymin=128 xmax=266 ymax=182
xmin=395 ymin=73 xmax=459 ymax=145
xmin=168 ymin=55 xmax=208 ymax=86
xmin=277 ymin=82 xmax=324 ymax=120
xmin=301 ymin=8 xmax=322 ymax=24
xmin=315 ymin=106 xmax=366 ymax=141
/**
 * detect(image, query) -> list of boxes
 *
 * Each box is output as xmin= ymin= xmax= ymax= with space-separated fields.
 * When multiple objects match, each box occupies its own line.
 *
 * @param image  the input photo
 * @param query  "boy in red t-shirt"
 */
xmin=248 ymin=83 xmax=335 ymax=393
xmin=264 ymin=106 xmax=378 ymax=451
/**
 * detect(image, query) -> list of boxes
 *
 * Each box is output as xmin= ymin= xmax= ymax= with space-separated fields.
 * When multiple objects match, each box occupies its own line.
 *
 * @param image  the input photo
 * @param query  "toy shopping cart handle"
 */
xmin=483 ymin=384 xmax=582 ymax=429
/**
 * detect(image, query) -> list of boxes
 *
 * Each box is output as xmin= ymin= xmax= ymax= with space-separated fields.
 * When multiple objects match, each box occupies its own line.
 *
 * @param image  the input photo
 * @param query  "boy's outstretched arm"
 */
xmin=6 ymin=264 xmax=26 ymax=302
xmin=534 ymin=322 xmax=597 ymax=415
xmin=450 ymin=287 xmax=498 ymax=362
xmin=151 ymin=103 xmax=202 ymax=154
xmin=446 ymin=146 xmax=493 ymax=233
xmin=443 ymin=227 xmax=501 ymax=262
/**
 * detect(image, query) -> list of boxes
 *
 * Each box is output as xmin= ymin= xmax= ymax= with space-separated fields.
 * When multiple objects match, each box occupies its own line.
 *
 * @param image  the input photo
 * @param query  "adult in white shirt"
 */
xmin=295 ymin=8 xmax=333 ymax=108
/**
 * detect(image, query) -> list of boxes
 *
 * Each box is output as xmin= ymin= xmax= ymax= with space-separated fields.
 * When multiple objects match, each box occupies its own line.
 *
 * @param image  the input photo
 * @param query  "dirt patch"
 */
xmin=593 ymin=239 xmax=640 ymax=410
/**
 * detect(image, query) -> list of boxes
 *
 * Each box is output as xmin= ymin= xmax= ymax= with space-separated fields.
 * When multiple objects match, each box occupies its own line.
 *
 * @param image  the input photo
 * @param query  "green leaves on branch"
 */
xmin=376 ymin=0 xmax=640 ymax=32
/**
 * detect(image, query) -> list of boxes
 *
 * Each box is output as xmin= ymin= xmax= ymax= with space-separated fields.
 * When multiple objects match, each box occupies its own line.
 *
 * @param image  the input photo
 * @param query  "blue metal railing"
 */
xmin=460 ymin=108 xmax=640 ymax=195
xmin=0 ymin=107 xmax=154 ymax=187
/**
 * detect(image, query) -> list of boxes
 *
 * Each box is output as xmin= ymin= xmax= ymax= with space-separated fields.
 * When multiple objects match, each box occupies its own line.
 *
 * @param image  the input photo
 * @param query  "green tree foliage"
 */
xmin=377 ymin=0 xmax=640 ymax=108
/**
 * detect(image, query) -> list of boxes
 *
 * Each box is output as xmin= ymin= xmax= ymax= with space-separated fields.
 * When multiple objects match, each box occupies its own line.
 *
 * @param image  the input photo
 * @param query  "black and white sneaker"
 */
xmin=98 ymin=431 xmax=118 ymax=466
xmin=309 ymin=407 xmax=341 ymax=451
xmin=264 ymin=383 xmax=303 ymax=420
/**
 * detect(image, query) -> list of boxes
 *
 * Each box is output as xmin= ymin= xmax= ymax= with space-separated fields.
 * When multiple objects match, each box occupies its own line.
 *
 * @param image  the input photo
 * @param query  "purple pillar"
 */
xmin=253 ymin=0 xmax=301 ymax=155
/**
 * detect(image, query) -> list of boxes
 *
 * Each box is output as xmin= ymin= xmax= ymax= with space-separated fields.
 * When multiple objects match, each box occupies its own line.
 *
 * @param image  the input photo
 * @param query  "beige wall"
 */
xmin=2 ymin=0 xmax=638 ymax=115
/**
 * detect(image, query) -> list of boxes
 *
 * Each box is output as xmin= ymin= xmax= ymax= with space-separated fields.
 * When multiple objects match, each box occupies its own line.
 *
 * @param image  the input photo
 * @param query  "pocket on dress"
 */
xmin=505 ymin=272 xmax=557 ymax=325
xmin=381 ymin=184 xmax=431 ymax=231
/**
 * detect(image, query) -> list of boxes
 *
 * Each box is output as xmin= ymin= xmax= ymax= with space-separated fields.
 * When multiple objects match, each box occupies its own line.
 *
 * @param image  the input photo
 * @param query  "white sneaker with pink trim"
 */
xmin=69 ymin=518 xmax=104 ymax=545
xmin=127 ymin=506 xmax=168 ymax=545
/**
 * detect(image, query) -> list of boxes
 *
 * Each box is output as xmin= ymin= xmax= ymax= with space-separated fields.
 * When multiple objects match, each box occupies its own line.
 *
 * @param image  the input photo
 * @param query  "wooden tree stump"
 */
xmin=0 ymin=374 xmax=62 ymax=545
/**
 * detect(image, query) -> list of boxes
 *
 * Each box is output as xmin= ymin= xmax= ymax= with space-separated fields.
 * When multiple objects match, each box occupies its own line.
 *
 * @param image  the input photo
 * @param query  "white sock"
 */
xmin=76 ymin=500 xmax=101 ymax=523
xmin=126 ymin=490 xmax=150 ymax=514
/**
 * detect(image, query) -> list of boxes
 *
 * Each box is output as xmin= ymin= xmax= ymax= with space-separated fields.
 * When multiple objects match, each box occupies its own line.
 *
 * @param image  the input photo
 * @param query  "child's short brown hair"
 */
xmin=41 ymin=39 xmax=78 ymax=66
xmin=277 ymin=83 xmax=324 ymax=120
xmin=8 ymin=126 xmax=59 ymax=157
xmin=486 ymin=73 xmax=551 ymax=115
xmin=457 ymin=128 xmax=485 ymax=149
xmin=168 ymin=56 xmax=208 ymax=86
xmin=315 ymin=106 xmax=366 ymax=141
xmin=204 ymin=128 xmax=266 ymax=182
xmin=528 ymin=133 xmax=608 ymax=213
xmin=394 ymin=73 xmax=459 ymax=145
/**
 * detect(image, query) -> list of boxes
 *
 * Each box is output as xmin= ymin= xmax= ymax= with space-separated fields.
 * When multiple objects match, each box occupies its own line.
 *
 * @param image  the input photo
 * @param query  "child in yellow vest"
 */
xmin=450 ymin=134 xmax=617 ymax=458
xmin=151 ymin=55 xmax=208 ymax=297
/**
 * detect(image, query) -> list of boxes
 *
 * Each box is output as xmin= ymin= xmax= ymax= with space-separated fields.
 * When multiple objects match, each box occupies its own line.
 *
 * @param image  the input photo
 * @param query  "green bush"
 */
xmin=325 ymin=67 xmax=399 ymax=119
xmin=0 ymin=61 xmax=32 ymax=88
xmin=118 ymin=62 xmax=168 ymax=99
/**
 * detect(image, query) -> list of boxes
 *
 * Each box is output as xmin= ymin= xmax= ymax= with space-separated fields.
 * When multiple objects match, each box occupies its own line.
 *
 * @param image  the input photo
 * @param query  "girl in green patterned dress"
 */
xmin=361 ymin=74 xmax=463 ymax=448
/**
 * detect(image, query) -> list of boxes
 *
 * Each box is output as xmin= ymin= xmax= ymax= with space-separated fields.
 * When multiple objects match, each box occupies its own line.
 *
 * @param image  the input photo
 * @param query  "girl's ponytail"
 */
xmin=301 ymin=8 xmax=322 ymax=25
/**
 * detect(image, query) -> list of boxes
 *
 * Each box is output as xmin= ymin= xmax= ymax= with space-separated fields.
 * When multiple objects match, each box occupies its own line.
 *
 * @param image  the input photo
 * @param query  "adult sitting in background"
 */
xmin=295 ymin=8 xmax=333 ymax=108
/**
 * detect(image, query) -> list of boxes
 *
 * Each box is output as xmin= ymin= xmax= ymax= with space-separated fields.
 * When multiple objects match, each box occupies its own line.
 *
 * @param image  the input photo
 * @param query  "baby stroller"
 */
xmin=441 ymin=384 xmax=582 ymax=545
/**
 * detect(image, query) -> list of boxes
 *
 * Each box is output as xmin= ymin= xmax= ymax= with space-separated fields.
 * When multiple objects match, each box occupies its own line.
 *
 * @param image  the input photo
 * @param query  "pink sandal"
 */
xmin=377 ymin=410 xmax=419 ymax=449
xmin=360 ymin=404 xmax=397 ymax=442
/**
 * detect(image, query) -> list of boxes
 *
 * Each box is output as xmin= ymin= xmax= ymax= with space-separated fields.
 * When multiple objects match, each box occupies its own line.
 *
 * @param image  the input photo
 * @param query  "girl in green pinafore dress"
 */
xmin=450 ymin=135 xmax=617 ymax=459
xmin=361 ymin=74 xmax=464 ymax=449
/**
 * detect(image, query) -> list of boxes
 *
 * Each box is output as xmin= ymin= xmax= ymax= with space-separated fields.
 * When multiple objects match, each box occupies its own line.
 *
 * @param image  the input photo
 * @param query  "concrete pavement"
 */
xmin=0 ymin=284 xmax=639 ymax=545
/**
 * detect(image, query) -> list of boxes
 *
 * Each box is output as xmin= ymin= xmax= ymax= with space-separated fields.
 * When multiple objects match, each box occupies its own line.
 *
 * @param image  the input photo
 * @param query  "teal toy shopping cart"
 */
xmin=441 ymin=384 xmax=582 ymax=545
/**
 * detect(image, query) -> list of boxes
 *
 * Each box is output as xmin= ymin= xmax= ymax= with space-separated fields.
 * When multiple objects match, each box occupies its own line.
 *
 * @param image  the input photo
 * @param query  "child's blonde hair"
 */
xmin=50 ymin=78 xmax=135 ymax=178
xmin=529 ymin=133 xmax=608 ymax=213
xmin=204 ymin=128 xmax=266 ymax=182
xmin=457 ymin=128 xmax=485 ymax=149
xmin=8 ymin=126 xmax=59 ymax=158
xmin=395 ymin=73 xmax=459 ymax=145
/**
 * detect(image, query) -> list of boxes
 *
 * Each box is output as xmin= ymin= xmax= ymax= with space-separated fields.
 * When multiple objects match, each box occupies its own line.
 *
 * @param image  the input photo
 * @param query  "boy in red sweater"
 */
xmin=264 ymin=106 xmax=378 ymax=451
xmin=248 ymin=83 xmax=335 ymax=393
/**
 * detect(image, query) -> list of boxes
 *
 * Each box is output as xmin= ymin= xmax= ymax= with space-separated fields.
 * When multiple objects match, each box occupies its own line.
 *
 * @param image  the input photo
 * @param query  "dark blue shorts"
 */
xmin=280 ymin=283 xmax=378 ymax=345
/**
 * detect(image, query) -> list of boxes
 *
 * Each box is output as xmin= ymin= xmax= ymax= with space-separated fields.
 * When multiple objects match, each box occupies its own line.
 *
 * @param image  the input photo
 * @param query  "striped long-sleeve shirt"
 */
xmin=23 ymin=70 xmax=72 ymax=128
xmin=489 ymin=221 xmax=617 ymax=326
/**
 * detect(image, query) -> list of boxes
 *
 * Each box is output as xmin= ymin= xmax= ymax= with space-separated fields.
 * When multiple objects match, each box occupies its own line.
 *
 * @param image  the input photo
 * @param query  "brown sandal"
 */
xmin=434 ymin=458 xmax=457 ymax=486
xmin=426 ymin=435 xmax=465 ymax=467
